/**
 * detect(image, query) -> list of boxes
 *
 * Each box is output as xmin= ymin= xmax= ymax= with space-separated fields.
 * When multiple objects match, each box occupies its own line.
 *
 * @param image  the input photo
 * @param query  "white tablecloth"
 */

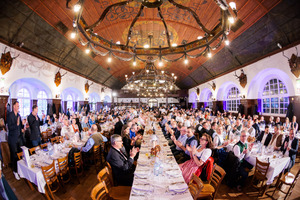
xmin=245 ymin=151 xmax=290 ymax=185
xmin=130 ymin=125 xmax=193 ymax=200
xmin=17 ymin=140 xmax=85 ymax=193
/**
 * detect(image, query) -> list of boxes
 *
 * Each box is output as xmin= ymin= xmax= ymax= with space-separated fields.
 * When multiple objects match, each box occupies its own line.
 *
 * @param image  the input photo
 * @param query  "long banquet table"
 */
xmin=17 ymin=139 xmax=86 ymax=193
xmin=130 ymin=124 xmax=193 ymax=200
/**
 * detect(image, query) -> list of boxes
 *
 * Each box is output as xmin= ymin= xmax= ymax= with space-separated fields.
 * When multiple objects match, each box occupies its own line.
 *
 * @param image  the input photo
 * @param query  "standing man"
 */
xmin=281 ymin=129 xmax=299 ymax=172
xmin=27 ymin=105 xmax=45 ymax=147
xmin=7 ymin=101 xmax=24 ymax=180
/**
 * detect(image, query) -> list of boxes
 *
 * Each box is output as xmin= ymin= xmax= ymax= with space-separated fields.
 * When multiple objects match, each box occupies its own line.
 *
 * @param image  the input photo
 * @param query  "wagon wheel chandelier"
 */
xmin=68 ymin=0 xmax=237 ymax=64
xmin=123 ymin=56 xmax=177 ymax=98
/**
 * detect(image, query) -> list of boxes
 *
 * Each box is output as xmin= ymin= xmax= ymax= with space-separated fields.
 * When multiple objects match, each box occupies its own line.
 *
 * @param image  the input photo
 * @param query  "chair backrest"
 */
xmin=57 ymin=156 xmax=69 ymax=174
xmin=189 ymin=174 xmax=204 ymax=200
xmin=47 ymin=129 xmax=52 ymax=137
xmin=289 ymin=169 xmax=300 ymax=193
xmin=93 ymin=145 xmax=101 ymax=159
xmin=29 ymin=146 xmax=40 ymax=155
xmin=91 ymin=181 xmax=109 ymax=200
xmin=41 ymin=131 xmax=48 ymax=142
xmin=56 ymin=127 xmax=62 ymax=136
xmin=0 ymin=142 xmax=10 ymax=167
xmin=83 ymin=127 xmax=89 ymax=132
xmin=58 ymin=136 xmax=64 ymax=143
xmin=254 ymin=157 xmax=270 ymax=180
xmin=41 ymin=160 xmax=57 ymax=184
xmin=40 ymin=143 xmax=48 ymax=149
xmin=17 ymin=152 xmax=23 ymax=160
xmin=209 ymin=164 xmax=226 ymax=199
xmin=97 ymin=167 xmax=113 ymax=190
xmin=50 ymin=137 xmax=58 ymax=144
xmin=74 ymin=151 xmax=82 ymax=168
xmin=106 ymin=162 xmax=112 ymax=177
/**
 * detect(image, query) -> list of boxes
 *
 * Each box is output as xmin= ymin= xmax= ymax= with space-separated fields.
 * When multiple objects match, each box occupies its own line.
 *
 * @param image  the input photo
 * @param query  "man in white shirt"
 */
xmin=256 ymin=126 xmax=272 ymax=146
xmin=246 ymin=120 xmax=256 ymax=137
xmin=61 ymin=119 xmax=74 ymax=139
xmin=233 ymin=130 xmax=253 ymax=190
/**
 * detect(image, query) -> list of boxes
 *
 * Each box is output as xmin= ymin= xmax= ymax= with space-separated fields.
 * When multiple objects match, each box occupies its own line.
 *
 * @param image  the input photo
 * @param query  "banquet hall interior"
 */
xmin=0 ymin=0 xmax=300 ymax=199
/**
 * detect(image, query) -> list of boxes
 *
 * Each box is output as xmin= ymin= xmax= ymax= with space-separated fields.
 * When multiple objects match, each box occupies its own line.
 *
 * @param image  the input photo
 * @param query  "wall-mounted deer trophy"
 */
xmin=54 ymin=70 xmax=67 ymax=87
xmin=196 ymin=88 xmax=200 ymax=96
xmin=208 ymin=81 xmax=216 ymax=91
xmin=234 ymin=69 xmax=247 ymax=88
xmin=282 ymin=47 xmax=300 ymax=78
xmin=0 ymin=47 xmax=19 ymax=75
xmin=85 ymin=81 xmax=94 ymax=93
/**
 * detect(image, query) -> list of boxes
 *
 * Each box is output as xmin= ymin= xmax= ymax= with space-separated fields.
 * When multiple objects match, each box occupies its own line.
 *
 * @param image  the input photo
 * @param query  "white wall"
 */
xmin=189 ymin=44 xmax=300 ymax=102
xmin=0 ymin=42 xmax=112 ymax=102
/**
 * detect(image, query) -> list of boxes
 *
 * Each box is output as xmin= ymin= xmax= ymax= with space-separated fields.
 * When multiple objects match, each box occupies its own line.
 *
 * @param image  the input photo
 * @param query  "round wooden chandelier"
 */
xmin=68 ymin=0 xmax=237 ymax=64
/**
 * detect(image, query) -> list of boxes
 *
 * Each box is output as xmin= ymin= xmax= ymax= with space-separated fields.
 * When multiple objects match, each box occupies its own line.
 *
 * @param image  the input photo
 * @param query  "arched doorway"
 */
xmin=148 ymin=98 xmax=158 ymax=108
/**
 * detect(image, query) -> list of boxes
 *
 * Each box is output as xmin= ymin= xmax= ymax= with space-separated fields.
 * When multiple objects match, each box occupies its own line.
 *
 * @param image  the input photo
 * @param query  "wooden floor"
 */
xmin=3 ymin=162 xmax=300 ymax=200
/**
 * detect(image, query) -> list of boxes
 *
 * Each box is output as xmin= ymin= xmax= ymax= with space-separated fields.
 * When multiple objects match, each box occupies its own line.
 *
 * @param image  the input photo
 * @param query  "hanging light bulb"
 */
xmin=158 ymin=61 xmax=163 ymax=67
xmin=228 ymin=16 xmax=235 ymax=24
xmin=107 ymin=56 xmax=112 ymax=63
xmin=229 ymin=2 xmax=236 ymax=10
xmin=161 ymin=71 xmax=164 ymax=74
xmin=146 ymin=70 xmax=149 ymax=73
xmin=224 ymin=35 xmax=230 ymax=46
xmin=85 ymin=48 xmax=90 ymax=54
xmin=197 ymin=36 xmax=203 ymax=40
xmin=74 ymin=4 xmax=81 ymax=12
xmin=133 ymin=61 xmax=136 ymax=66
xmin=70 ymin=31 xmax=76 ymax=39
xmin=144 ymin=44 xmax=150 ymax=48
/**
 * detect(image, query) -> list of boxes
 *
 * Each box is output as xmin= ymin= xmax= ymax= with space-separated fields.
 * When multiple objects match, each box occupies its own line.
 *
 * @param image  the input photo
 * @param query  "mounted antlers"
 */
xmin=54 ymin=69 xmax=67 ymax=87
xmin=0 ymin=47 xmax=19 ymax=75
xmin=234 ymin=69 xmax=247 ymax=88
xmin=208 ymin=81 xmax=216 ymax=91
xmin=282 ymin=47 xmax=300 ymax=78
xmin=85 ymin=81 xmax=94 ymax=93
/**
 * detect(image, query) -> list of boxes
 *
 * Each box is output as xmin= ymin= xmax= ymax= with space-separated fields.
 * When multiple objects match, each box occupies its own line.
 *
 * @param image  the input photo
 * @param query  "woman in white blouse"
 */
xmin=180 ymin=133 xmax=213 ymax=183
xmin=214 ymin=125 xmax=229 ymax=149
xmin=283 ymin=117 xmax=291 ymax=131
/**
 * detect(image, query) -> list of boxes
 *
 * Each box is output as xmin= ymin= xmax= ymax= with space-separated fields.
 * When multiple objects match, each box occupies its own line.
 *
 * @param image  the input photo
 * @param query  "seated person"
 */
xmin=232 ymin=119 xmax=243 ymax=135
xmin=80 ymin=124 xmax=103 ymax=153
xmin=121 ymin=125 xmax=132 ymax=155
xmin=180 ymin=133 xmax=213 ymax=183
xmin=208 ymin=122 xmax=217 ymax=140
xmin=175 ymin=127 xmax=198 ymax=164
xmin=214 ymin=125 xmax=229 ymax=149
xmin=233 ymin=130 xmax=253 ymax=190
xmin=268 ymin=124 xmax=283 ymax=150
xmin=256 ymin=126 xmax=272 ymax=146
xmin=281 ymin=129 xmax=299 ymax=172
xmin=61 ymin=119 xmax=74 ymax=140
xmin=71 ymin=118 xmax=79 ymax=133
xmin=107 ymin=134 xmax=139 ymax=186
xmin=171 ymin=126 xmax=187 ymax=155
xmin=246 ymin=120 xmax=256 ymax=137
xmin=81 ymin=117 xmax=90 ymax=130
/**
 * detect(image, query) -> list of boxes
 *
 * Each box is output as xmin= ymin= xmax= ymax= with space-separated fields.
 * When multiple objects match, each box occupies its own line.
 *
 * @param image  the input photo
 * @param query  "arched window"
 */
xmin=17 ymin=88 xmax=31 ymax=117
xmin=226 ymin=87 xmax=240 ymax=112
xmin=262 ymin=78 xmax=288 ymax=114
xmin=66 ymin=95 xmax=73 ymax=110
xmin=206 ymin=91 xmax=213 ymax=109
xmin=37 ymin=91 xmax=47 ymax=116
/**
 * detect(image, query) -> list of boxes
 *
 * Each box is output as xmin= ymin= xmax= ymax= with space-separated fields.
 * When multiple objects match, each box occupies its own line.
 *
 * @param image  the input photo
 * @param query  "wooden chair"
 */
xmin=0 ymin=142 xmax=10 ymax=168
xmin=17 ymin=152 xmax=24 ymax=160
xmin=47 ymin=129 xmax=53 ymax=138
xmin=93 ymin=145 xmax=102 ymax=172
xmin=296 ymin=147 xmax=300 ymax=163
xmin=41 ymin=160 xmax=62 ymax=200
xmin=90 ymin=181 xmax=110 ymax=200
xmin=97 ymin=167 xmax=131 ymax=199
xmin=41 ymin=131 xmax=49 ymax=143
xmin=57 ymin=156 xmax=71 ymax=184
xmin=50 ymin=137 xmax=59 ymax=144
xmin=40 ymin=143 xmax=48 ymax=149
xmin=250 ymin=157 xmax=270 ymax=196
xmin=189 ymin=174 xmax=204 ymax=200
xmin=190 ymin=164 xmax=226 ymax=199
xmin=70 ymin=151 xmax=84 ymax=184
xmin=58 ymin=136 xmax=64 ymax=143
xmin=106 ymin=162 xmax=112 ymax=177
xmin=29 ymin=146 xmax=40 ymax=155
xmin=83 ymin=127 xmax=89 ymax=132
xmin=271 ymin=169 xmax=300 ymax=200
xmin=56 ymin=127 xmax=62 ymax=136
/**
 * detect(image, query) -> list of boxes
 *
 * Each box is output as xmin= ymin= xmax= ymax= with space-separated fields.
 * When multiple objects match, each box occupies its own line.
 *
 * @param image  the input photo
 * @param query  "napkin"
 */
xmin=169 ymin=183 xmax=188 ymax=193
xmin=166 ymin=170 xmax=181 ymax=177
xmin=132 ymin=184 xmax=152 ymax=192
xmin=135 ymin=170 xmax=149 ymax=178
xmin=138 ymin=160 xmax=149 ymax=166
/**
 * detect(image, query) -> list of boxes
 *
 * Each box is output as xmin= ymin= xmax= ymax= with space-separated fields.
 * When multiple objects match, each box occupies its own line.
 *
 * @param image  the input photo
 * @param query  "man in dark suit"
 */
xmin=256 ymin=126 xmax=272 ymax=146
xmin=107 ymin=134 xmax=139 ymax=186
xmin=252 ymin=119 xmax=260 ymax=137
xmin=114 ymin=117 xmax=123 ymax=135
xmin=27 ymin=105 xmax=45 ymax=147
xmin=7 ymin=101 xmax=24 ymax=180
xmin=281 ymin=129 xmax=299 ymax=172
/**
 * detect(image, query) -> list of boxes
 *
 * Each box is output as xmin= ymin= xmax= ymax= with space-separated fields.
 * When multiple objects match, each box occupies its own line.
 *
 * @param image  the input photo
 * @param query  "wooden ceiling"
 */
xmin=4 ymin=0 xmax=285 ymax=88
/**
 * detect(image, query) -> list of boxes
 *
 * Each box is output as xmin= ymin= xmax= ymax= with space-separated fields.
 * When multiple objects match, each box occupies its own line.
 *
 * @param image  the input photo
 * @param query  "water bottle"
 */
xmin=154 ymin=157 xmax=160 ymax=176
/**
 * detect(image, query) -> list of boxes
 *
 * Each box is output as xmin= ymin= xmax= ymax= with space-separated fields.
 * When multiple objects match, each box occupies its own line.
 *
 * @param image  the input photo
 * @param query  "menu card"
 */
xmin=21 ymin=146 xmax=32 ymax=167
